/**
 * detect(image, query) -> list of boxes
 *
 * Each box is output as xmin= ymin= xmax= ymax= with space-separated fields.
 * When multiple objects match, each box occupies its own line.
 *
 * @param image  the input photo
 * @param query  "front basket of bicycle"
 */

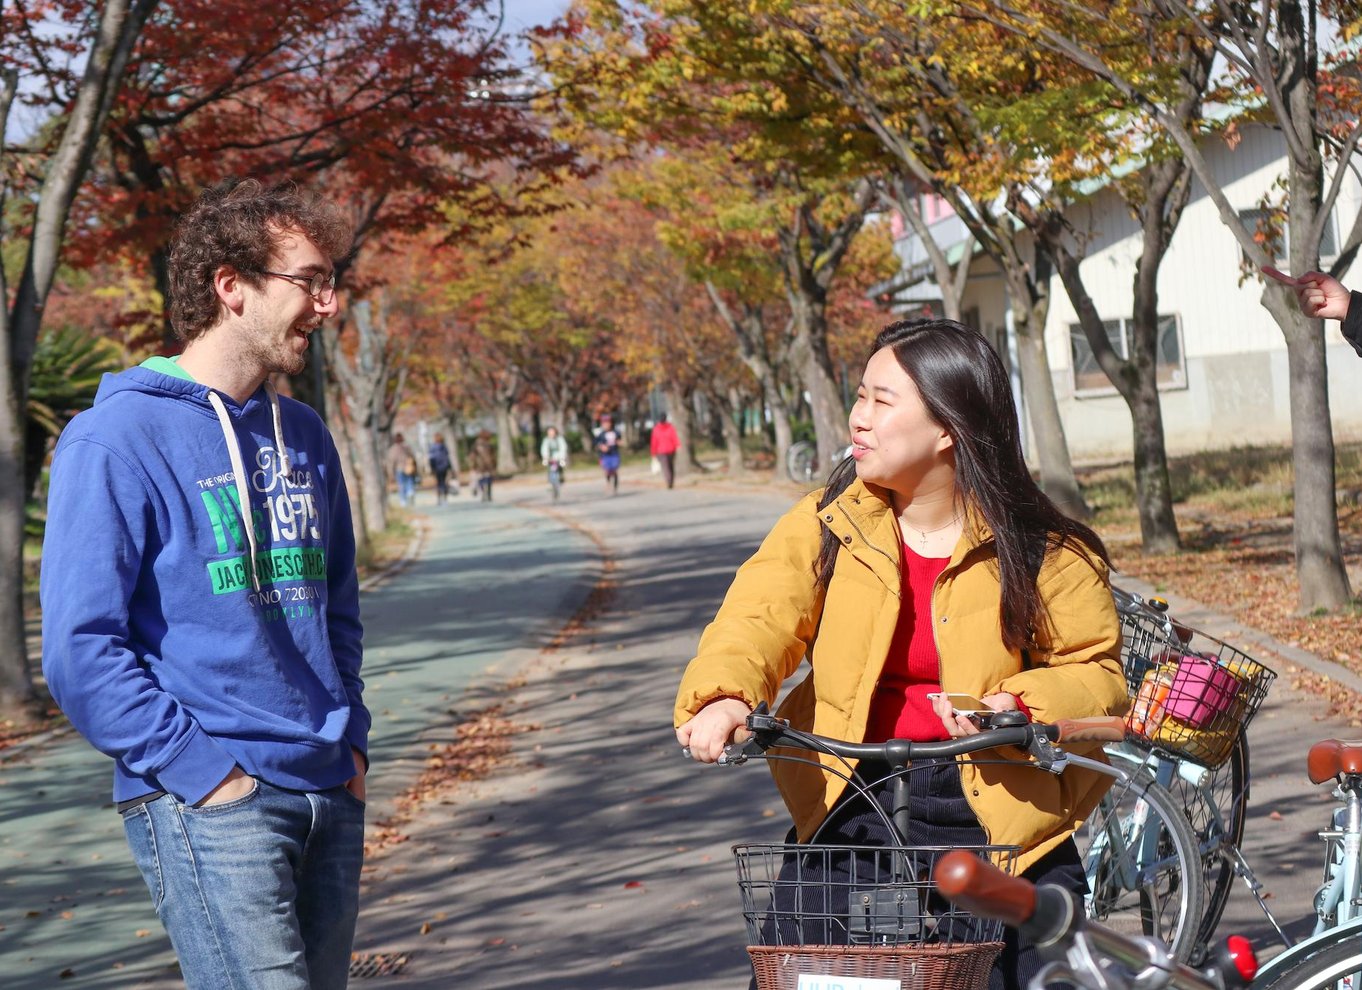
xmin=733 ymin=843 xmax=1018 ymax=990
xmin=1120 ymin=611 xmax=1277 ymax=769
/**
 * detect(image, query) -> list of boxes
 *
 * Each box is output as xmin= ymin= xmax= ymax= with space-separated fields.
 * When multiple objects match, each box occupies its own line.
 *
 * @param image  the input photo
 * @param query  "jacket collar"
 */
xmin=823 ymin=479 xmax=994 ymax=592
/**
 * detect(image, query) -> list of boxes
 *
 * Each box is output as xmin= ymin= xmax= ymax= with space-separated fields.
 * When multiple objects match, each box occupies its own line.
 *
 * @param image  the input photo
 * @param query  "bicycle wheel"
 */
xmin=1256 ymin=931 xmax=1362 ymax=990
xmin=1104 ymin=735 xmax=1249 ymax=961
xmin=785 ymin=441 xmax=817 ymax=483
xmin=1075 ymin=770 xmax=1205 ymax=961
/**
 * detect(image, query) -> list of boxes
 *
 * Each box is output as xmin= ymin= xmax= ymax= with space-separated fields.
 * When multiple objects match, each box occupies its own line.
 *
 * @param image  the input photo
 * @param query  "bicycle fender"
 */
xmin=1250 ymin=917 xmax=1362 ymax=987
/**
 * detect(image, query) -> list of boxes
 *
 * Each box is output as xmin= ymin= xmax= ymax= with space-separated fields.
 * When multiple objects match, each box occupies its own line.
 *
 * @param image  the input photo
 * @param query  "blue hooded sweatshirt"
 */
xmin=40 ymin=360 xmax=367 ymax=807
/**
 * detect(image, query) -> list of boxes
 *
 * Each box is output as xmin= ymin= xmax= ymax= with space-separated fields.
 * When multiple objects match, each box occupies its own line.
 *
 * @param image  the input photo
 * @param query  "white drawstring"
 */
xmin=206 ymin=391 xmax=262 ymax=592
xmin=263 ymin=380 xmax=292 ymax=477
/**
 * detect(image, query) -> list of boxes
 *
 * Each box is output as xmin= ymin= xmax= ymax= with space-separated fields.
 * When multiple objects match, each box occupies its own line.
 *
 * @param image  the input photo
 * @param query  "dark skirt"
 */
xmin=753 ymin=759 xmax=1086 ymax=990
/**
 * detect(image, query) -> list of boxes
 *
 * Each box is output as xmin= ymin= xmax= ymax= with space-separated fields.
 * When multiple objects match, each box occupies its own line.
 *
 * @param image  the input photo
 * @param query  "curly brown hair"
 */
xmin=167 ymin=178 xmax=354 ymax=342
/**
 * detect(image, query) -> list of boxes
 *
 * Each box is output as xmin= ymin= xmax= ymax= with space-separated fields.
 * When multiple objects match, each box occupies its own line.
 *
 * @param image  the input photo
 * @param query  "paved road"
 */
xmin=0 ymin=492 xmax=598 ymax=988
xmin=2 ymin=469 xmax=1357 ymax=987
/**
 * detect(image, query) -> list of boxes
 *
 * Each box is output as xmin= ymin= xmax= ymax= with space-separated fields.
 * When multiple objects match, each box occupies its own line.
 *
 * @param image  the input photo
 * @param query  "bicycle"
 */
xmin=785 ymin=440 xmax=853 ymax=484
xmin=702 ymin=703 xmax=1187 ymax=989
xmin=546 ymin=459 xmax=563 ymax=501
xmin=934 ymin=849 xmax=1259 ymax=990
xmin=936 ymin=747 xmax=1362 ymax=990
xmin=1106 ymin=587 xmax=1283 ymax=962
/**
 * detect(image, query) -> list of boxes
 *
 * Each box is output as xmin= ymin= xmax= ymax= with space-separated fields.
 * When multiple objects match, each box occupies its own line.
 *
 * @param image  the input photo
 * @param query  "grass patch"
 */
xmin=356 ymin=511 xmax=417 ymax=581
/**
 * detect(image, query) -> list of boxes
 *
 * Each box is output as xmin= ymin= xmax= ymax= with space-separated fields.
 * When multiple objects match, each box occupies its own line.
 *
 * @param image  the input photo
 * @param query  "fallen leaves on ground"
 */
xmin=1110 ymin=507 xmax=1362 ymax=725
xmin=365 ymin=705 xmax=539 ymax=857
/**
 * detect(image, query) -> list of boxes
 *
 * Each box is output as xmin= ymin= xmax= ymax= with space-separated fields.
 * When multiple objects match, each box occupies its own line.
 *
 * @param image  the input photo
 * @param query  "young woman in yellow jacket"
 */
xmin=674 ymin=318 xmax=1127 ymax=990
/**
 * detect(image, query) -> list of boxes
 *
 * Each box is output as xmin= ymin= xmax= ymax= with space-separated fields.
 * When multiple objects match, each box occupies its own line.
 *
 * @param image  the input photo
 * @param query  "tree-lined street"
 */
xmin=2 ymin=476 xmax=1357 ymax=987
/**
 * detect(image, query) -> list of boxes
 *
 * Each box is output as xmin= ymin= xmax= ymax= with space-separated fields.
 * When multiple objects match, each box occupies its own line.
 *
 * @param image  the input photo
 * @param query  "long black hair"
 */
xmin=814 ymin=318 xmax=1108 ymax=653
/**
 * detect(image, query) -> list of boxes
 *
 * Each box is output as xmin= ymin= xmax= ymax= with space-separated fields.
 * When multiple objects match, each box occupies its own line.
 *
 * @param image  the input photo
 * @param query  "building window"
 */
xmin=1238 ymin=207 xmax=1336 ymax=266
xmin=1070 ymin=315 xmax=1186 ymax=394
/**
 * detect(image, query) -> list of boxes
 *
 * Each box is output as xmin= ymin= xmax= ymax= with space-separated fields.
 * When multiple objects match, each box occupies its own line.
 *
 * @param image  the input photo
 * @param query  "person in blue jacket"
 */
xmin=41 ymin=178 xmax=368 ymax=990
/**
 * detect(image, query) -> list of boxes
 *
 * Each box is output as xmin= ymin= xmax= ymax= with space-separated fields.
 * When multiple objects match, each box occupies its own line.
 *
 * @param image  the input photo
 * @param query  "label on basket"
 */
xmin=796 ymin=977 xmax=901 ymax=990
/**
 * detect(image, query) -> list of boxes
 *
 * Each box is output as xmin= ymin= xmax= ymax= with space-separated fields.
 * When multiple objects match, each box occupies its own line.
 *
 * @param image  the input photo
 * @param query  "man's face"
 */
xmin=239 ymin=227 xmax=338 ymax=378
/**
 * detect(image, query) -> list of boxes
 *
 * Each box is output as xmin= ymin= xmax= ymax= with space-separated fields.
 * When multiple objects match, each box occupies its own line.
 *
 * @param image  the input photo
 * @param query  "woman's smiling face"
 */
xmin=848 ymin=347 xmax=955 ymax=493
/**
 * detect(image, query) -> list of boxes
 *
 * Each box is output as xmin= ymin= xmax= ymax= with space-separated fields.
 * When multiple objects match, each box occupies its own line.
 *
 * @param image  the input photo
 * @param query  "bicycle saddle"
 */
xmin=1307 ymin=739 xmax=1362 ymax=784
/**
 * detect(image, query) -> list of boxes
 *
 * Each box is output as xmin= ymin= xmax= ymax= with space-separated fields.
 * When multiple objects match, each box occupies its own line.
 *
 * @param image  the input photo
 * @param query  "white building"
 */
xmin=883 ymin=125 xmax=1362 ymax=462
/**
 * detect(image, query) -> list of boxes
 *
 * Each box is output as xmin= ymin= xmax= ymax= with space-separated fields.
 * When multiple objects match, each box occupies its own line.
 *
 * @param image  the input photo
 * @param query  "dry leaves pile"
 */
xmin=1109 ymin=507 xmax=1362 ymax=725
xmin=365 ymin=705 xmax=538 ymax=858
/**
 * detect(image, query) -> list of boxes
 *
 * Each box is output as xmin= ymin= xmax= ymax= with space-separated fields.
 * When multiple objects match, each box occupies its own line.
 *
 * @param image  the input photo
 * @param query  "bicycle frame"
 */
xmin=1312 ymin=781 xmax=1362 ymax=937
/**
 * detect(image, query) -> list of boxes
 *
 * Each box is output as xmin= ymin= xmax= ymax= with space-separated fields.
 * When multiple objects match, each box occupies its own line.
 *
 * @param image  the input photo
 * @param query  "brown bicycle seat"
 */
xmin=1307 ymin=739 xmax=1362 ymax=784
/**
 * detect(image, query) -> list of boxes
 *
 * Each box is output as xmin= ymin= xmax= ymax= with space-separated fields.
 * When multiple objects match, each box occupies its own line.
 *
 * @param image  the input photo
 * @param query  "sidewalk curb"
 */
xmin=358 ymin=517 xmax=428 ymax=593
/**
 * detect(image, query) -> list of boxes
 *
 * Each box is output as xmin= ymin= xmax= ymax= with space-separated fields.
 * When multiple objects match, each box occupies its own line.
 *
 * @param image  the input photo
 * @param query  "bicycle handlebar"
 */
xmin=932 ymin=852 xmax=1256 ymax=990
xmin=723 ymin=703 xmax=1126 ymax=767
xmin=935 ymin=848 xmax=1040 ymax=931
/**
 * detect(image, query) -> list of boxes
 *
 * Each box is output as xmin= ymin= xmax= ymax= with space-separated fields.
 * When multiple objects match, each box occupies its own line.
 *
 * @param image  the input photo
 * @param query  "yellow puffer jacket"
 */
xmin=674 ymin=479 xmax=1127 ymax=875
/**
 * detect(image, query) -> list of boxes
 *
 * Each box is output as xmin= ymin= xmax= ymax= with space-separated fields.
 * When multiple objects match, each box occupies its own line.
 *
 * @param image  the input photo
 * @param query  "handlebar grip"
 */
xmin=1051 ymin=716 xmax=1128 ymax=743
xmin=933 ymin=850 xmax=1036 ymax=928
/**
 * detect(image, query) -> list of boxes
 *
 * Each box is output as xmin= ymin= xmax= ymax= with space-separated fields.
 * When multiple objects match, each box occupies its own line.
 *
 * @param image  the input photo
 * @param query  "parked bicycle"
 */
xmin=700 ymin=703 xmax=1148 ymax=989
xmin=1105 ymin=586 xmax=1282 ymax=962
xmin=784 ymin=440 xmax=853 ymax=484
xmin=936 ymin=747 xmax=1362 ymax=990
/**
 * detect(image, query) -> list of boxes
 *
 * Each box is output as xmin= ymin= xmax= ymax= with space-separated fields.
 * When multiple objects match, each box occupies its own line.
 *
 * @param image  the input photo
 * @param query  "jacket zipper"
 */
xmin=837 ymin=504 xmax=898 ymax=575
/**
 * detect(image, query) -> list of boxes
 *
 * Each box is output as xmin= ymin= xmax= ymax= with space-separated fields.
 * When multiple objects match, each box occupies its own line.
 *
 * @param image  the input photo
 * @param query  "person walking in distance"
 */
xmin=40 ymin=178 xmax=368 ymax=990
xmin=428 ymin=432 xmax=453 ymax=505
xmin=470 ymin=430 xmax=496 ymax=502
xmin=387 ymin=432 xmax=418 ymax=507
xmin=650 ymin=412 xmax=680 ymax=489
xmin=595 ymin=413 xmax=622 ymax=494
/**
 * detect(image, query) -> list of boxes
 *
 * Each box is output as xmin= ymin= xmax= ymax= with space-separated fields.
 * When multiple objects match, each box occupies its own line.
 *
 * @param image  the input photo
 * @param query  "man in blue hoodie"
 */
xmin=41 ymin=179 xmax=367 ymax=989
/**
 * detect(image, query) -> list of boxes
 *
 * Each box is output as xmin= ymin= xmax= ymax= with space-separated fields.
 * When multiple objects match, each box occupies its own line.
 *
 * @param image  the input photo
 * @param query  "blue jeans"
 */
xmin=122 ymin=779 xmax=365 ymax=989
xmin=396 ymin=472 xmax=416 ymax=506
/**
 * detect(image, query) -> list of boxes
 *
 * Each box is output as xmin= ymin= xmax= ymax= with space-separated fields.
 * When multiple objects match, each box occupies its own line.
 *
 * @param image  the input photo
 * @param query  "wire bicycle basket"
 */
xmin=734 ymin=842 xmax=1018 ymax=990
xmin=1118 ymin=608 xmax=1276 ymax=770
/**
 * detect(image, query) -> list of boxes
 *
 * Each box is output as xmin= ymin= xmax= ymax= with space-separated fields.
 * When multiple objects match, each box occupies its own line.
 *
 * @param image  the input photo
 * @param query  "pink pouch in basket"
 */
xmin=1164 ymin=655 xmax=1240 ymax=729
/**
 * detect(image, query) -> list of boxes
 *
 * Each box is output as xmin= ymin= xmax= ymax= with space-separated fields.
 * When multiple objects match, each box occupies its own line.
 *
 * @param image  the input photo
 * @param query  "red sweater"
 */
xmin=865 ymin=545 xmax=952 ymax=743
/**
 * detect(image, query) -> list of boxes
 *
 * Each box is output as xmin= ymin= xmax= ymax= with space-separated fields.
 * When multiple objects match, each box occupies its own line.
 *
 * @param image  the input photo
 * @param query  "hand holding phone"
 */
xmin=927 ymin=692 xmax=989 ymax=716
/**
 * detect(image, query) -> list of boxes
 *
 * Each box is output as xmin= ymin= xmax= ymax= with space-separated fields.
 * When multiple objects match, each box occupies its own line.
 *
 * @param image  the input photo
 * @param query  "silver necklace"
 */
xmin=904 ymin=515 xmax=961 ymax=552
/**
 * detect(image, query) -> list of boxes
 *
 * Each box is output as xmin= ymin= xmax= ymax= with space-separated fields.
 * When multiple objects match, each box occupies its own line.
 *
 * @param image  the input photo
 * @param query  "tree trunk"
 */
xmin=494 ymin=402 xmax=519 ymax=475
xmin=723 ymin=387 xmax=745 ymax=473
xmin=1006 ymin=272 xmax=1089 ymax=520
xmin=0 ymin=0 xmax=155 ymax=716
xmin=319 ymin=336 xmax=369 ymax=556
xmin=787 ymin=292 xmax=847 ymax=470
xmin=1044 ymin=222 xmax=1179 ymax=549
xmin=660 ymin=385 xmax=694 ymax=478
xmin=1267 ymin=293 xmax=1352 ymax=609
xmin=0 ymin=371 xmax=31 ymax=712
xmin=329 ymin=300 xmax=406 ymax=539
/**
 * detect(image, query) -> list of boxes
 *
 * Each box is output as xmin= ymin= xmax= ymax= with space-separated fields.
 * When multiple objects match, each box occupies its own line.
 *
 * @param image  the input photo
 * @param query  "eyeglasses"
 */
xmin=260 ymin=270 xmax=337 ymax=304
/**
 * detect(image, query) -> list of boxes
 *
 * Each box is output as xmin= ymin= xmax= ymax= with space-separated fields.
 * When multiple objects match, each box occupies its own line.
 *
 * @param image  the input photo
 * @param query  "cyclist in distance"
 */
xmin=675 ymin=318 xmax=1128 ymax=990
xmin=540 ymin=424 xmax=569 ymax=494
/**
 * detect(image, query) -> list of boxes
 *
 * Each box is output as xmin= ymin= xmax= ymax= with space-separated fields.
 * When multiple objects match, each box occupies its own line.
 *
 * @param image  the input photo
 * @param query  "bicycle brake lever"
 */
xmin=719 ymin=737 xmax=767 ymax=765
xmin=1026 ymin=732 xmax=1069 ymax=775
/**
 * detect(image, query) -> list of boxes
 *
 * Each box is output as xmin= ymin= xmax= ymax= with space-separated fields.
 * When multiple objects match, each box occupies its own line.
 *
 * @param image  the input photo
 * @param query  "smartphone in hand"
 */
xmin=926 ymin=692 xmax=989 ymax=715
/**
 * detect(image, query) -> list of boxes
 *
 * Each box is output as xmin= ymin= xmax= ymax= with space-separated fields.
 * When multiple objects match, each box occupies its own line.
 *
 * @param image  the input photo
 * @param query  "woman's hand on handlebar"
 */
xmin=931 ymin=692 xmax=1019 ymax=738
xmin=677 ymin=697 xmax=752 ymax=762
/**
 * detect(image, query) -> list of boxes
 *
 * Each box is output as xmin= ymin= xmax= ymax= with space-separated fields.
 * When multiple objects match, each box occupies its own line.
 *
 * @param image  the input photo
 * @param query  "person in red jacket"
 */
xmin=649 ymin=413 xmax=680 ymax=488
